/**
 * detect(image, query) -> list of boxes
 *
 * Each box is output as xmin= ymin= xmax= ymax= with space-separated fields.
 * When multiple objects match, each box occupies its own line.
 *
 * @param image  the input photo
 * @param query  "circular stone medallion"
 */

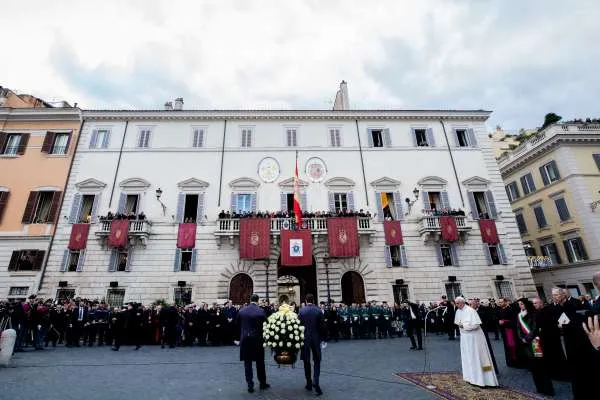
xmin=305 ymin=157 xmax=327 ymax=183
xmin=257 ymin=157 xmax=280 ymax=183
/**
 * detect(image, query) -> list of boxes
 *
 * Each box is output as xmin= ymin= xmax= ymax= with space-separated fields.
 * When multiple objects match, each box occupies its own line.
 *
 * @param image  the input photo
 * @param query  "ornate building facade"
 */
xmin=37 ymin=105 xmax=536 ymax=306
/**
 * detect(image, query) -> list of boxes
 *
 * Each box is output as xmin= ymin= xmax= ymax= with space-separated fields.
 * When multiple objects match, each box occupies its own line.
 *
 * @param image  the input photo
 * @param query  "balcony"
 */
xmin=95 ymin=219 xmax=152 ymax=247
xmin=215 ymin=217 xmax=374 ymax=246
xmin=418 ymin=215 xmax=471 ymax=241
xmin=528 ymin=256 xmax=553 ymax=269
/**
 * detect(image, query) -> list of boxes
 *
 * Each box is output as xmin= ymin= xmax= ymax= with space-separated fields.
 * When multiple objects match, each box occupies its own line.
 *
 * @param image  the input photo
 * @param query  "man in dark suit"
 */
xmin=237 ymin=294 xmax=269 ymax=393
xmin=299 ymin=293 xmax=326 ymax=395
xmin=402 ymin=300 xmax=423 ymax=350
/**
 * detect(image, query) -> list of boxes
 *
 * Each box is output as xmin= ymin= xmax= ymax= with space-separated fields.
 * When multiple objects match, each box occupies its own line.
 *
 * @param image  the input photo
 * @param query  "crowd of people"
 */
xmin=217 ymin=209 xmax=372 ymax=220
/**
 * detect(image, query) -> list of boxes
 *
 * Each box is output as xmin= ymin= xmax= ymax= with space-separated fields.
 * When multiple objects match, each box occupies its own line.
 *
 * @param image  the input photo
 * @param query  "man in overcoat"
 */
xmin=237 ymin=294 xmax=269 ymax=393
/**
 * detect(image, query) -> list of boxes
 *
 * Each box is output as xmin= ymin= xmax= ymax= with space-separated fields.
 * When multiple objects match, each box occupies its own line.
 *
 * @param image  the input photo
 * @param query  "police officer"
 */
xmin=338 ymin=303 xmax=351 ymax=339
xmin=380 ymin=301 xmax=393 ymax=338
xmin=359 ymin=303 xmax=370 ymax=339
xmin=370 ymin=301 xmax=381 ymax=339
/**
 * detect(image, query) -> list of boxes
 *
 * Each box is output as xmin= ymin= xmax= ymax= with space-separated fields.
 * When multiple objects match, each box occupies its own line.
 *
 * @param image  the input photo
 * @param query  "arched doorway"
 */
xmin=341 ymin=271 xmax=365 ymax=305
xmin=229 ymin=273 xmax=253 ymax=305
xmin=277 ymin=256 xmax=318 ymax=303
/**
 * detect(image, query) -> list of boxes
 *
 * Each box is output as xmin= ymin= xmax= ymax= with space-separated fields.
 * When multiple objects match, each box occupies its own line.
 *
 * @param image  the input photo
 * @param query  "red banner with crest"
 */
xmin=68 ymin=223 xmax=90 ymax=250
xmin=440 ymin=216 xmax=459 ymax=242
xmin=280 ymin=229 xmax=312 ymax=267
xmin=327 ymin=217 xmax=359 ymax=257
xmin=239 ymin=218 xmax=270 ymax=259
xmin=479 ymin=219 xmax=499 ymax=244
xmin=384 ymin=220 xmax=403 ymax=246
xmin=177 ymin=223 xmax=197 ymax=249
xmin=108 ymin=219 xmax=129 ymax=248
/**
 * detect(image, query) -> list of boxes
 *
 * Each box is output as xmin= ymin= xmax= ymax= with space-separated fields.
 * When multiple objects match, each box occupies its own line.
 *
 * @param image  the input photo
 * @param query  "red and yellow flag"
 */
xmin=293 ymin=153 xmax=303 ymax=227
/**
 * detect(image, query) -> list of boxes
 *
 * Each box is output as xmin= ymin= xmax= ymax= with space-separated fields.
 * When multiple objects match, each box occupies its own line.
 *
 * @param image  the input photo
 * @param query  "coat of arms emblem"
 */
xmin=338 ymin=229 xmax=348 ymax=244
xmin=390 ymin=228 xmax=397 ymax=238
xmin=250 ymin=232 xmax=260 ymax=246
xmin=115 ymin=229 xmax=122 ymax=239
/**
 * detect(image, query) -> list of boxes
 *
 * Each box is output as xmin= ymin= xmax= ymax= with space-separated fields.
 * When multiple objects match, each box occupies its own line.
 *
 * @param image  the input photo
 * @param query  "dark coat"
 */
xmin=237 ymin=303 xmax=266 ymax=361
xmin=299 ymin=304 xmax=326 ymax=361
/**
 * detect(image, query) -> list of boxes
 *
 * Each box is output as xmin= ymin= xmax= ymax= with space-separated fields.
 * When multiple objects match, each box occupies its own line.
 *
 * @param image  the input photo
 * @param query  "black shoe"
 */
xmin=418 ymin=347 xmax=423 ymax=350
xmin=314 ymin=385 xmax=323 ymax=395
xmin=409 ymin=346 xmax=416 ymax=350
xmin=259 ymin=383 xmax=270 ymax=390
xmin=112 ymin=347 xmax=119 ymax=351
xmin=247 ymin=387 xmax=255 ymax=393
xmin=135 ymin=345 xmax=141 ymax=350
xmin=305 ymin=382 xmax=313 ymax=391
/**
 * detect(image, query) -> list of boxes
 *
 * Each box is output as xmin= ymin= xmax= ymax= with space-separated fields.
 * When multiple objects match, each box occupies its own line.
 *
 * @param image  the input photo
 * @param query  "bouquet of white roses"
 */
xmin=262 ymin=303 xmax=305 ymax=353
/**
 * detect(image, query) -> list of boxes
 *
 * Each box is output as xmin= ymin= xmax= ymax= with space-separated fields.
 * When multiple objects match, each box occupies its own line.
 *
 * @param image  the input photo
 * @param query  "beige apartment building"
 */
xmin=498 ymin=122 xmax=600 ymax=300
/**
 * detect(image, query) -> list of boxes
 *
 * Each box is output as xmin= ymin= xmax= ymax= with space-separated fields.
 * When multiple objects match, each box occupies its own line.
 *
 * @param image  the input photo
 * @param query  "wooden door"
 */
xmin=229 ymin=274 xmax=254 ymax=305
xmin=341 ymin=271 xmax=365 ymax=305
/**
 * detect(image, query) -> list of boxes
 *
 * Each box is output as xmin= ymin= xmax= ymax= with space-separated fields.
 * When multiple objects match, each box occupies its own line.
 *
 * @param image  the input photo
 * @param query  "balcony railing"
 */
xmin=95 ymin=220 xmax=152 ymax=236
xmin=528 ymin=256 xmax=553 ymax=268
xmin=215 ymin=217 xmax=373 ymax=236
xmin=418 ymin=216 xmax=471 ymax=241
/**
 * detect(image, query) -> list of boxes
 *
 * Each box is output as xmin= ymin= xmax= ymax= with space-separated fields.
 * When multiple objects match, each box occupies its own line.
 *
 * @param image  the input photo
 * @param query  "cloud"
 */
xmin=1 ymin=0 xmax=599 ymax=129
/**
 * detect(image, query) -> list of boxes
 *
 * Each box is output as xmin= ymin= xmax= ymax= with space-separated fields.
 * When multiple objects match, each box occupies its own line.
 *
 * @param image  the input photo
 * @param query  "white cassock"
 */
xmin=454 ymin=305 xmax=498 ymax=387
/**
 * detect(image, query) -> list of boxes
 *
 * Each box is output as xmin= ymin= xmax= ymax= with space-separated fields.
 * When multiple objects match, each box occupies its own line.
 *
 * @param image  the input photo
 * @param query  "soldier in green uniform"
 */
xmin=370 ymin=301 xmax=381 ymax=339
xmin=338 ymin=304 xmax=351 ymax=339
xmin=359 ymin=303 xmax=370 ymax=339
xmin=350 ymin=303 xmax=361 ymax=339
xmin=380 ymin=301 xmax=393 ymax=338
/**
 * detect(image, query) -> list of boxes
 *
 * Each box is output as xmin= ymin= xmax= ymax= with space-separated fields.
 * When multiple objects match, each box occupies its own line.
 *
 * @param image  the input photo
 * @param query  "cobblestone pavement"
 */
xmin=1 ymin=335 xmax=571 ymax=400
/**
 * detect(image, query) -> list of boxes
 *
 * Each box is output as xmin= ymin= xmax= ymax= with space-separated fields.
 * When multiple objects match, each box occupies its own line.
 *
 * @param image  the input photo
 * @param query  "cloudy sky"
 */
xmin=1 ymin=0 xmax=598 ymax=130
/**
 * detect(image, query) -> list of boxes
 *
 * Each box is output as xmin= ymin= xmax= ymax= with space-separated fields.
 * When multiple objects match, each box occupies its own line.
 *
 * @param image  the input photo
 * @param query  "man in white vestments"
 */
xmin=454 ymin=297 xmax=499 ymax=387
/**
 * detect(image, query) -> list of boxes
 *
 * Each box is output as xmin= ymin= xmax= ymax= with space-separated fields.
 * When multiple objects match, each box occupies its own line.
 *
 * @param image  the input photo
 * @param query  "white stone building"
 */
xmin=38 ymin=101 xmax=536 ymax=306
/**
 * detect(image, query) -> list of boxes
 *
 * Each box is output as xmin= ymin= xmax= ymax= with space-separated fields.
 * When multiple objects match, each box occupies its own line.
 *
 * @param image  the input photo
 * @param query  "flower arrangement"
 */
xmin=262 ymin=303 xmax=304 ymax=362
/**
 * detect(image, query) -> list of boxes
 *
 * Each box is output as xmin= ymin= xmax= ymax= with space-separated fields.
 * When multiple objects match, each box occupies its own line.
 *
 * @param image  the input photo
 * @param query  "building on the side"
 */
xmin=37 ymin=84 xmax=536 ymax=306
xmin=489 ymin=126 xmax=522 ymax=159
xmin=0 ymin=87 xmax=81 ymax=300
xmin=498 ymin=122 xmax=600 ymax=300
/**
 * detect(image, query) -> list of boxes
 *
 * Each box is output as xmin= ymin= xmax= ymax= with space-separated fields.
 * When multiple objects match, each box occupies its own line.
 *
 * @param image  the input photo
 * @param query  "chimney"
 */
xmin=332 ymin=80 xmax=349 ymax=110
xmin=174 ymin=97 xmax=184 ymax=111
xmin=164 ymin=101 xmax=173 ymax=111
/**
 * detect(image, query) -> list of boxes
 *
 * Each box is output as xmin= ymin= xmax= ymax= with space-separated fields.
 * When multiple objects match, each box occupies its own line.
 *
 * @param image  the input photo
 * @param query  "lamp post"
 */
xmin=404 ymin=187 xmax=420 ymax=215
xmin=324 ymin=256 xmax=331 ymax=305
xmin=264 ymin=259 xmax=270 ymax=303
xmin=155 ymin=187 xmax=167 ymax=216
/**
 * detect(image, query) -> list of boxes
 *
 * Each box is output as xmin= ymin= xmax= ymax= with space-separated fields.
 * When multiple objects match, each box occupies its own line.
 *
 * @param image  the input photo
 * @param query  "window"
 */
xmin=456 ymin=129 xmax=469 ymax=147
xmin=234 ymin=193 xmax=253 ymax=214
xmin=78 ymin=195 xmax=95 ymax=223
xmin=333 ymin=193 xmax=348 ymax=213
xmin=109 ymin=248 xmax=132 ymax=272
xmin=61 ymin=249 xmax=85 ymax=272
xmin=484 ymin=244 xmax=507 ymax=265
xmin=540 ymin=161 xmax=560 ymax=185
xmin=183 ymin=194 xmax=199 ymax=222
xmin=22 ymin=191 xmax=61 ymax=224
xmin=174 ymin=249 xmax=197 ymax=272
xmin=392 ymin=284 xmax=409 ymax=304
xmin=0 ymin=190 xmax=9 ymax=223
xmin=329 ymin=128 xmax=341 ymax=147
xmin=192 ymin=128 xmax=205 ymax=148
xmin=515 ymin=213 xmax=528 ymax=234
xmin=174 ymin=287 xmax=193 ymax=305
xmin=536 ymin=286 xmax=546 ymax=301
xmin=117 ymin=250 xmax=129 ymax=271
xmin=241 ymin=128 xmax=253 ymax=147
xmin=566 ymin=285 xmax=581 ymax=298
xmin=445 ymin=283 xmax=462 ymax=300
xmin=423 ymin=191 xmax=449 ymax=213
xmin=8 ymin=286 xmax=29 ymax=297
xmin=90 ymin=129 xmax=110 ymax=149
xmin=563 ymin=237 xmax=588 ymax=263
xmin=583 ymin=282 xmax=598 ymax=298
xmin=286 ymin=128 xmax=297 ymax=147
xmin=2 ymin=134 xmax=24 ymax=155
xmin=540 ymin=242 xmax=562 ymax=265
xmin=56 ymin=289 xmax=76 ymax=301
xmin=469 ymin=191 xmax=496 ymax=219
xmin=106 ymin=288 xmax=126 ymax=307
xmin=32 ymin=191 xmax=55 ymax=223
xmin=593 ymin=154 xmax=600 ymax=170
xmin=414 ymin=129 xmax=429 ymax=147
xmin=67 ymin=250 xmax=81 ymax=272
xmin=533 ymin=205 xmax=548 ymax=228
xmin=386 ymin=245 xmax=407 ymax=267
xmin=439 ymin=244 xmax=458 ymax=266
xmin=137 ymin=129 xmax=151 ymax=148
xmin=7 ymin=250 xmax=45 ymax=271
xmin=495 ymin=281 xmax=514 ymax=299
xmin=124 ymin=194 xmax=139 ymax=215
xmin=554 ymin=197 xmax=571 ymax=222
xmin=378 ymin=192 xmax=402 ymax=220
xmin=181 ymin=250 xmax=193 ymax=271
xmin=50 ymin=133 xmax=70 ymax=155
xmin=369 ymin=129 xmax=384 ymax=147
xmin=524 ymin=244 xmax=537 ymax=257
xmin=505 ymin=182 xmax=520 ymax=202
xmin=520 ymin=173 xmax=536 ymax=195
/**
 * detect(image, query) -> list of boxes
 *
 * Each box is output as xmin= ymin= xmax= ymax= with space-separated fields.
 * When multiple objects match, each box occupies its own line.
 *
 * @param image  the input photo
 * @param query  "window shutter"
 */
xmin=485 ymin=190 xmax=498 ymax=219
xmin=250 ymin=193 xmax=257 ymax=212
xmin=196 ymin=193 xmax=205 ymax=223
xmin=347 ymin=191 xmax=355 ymax=211
xmin=593 ymin=154 xmax=600 ymax=170
xmin=375 ymin=192 xmax=383 ymax=221
xmin=411 ymin=129 xmax=418 ymax=147
xmin=527 ymin=174 xmax=536 ymax=192
xmin=400 ymin=245 xmax=408 ymax=266
xmin=194 ymin=129 xmax=204 ymax=148
xmin=125 ymin=249 xmax=133 ymax=272
xmin=300 ymin=192 xmax=307 ymax=211
xmin=191 ymin=249 xmax=198 ymax=272
xmin=483 ymin=244 xmax=492 ymax=265
xmin=383 ymin=128 xmax=391 ymax=147
xmin=101 ymin=131 xmax=110 ymax=148
xmin=367 ymin=130 xmax=374 ymax=148
xmin=77 ymin=250 xmax=86 ymax=272
xmin=335 ymin=129 xmax=341 ymax=146
xmin=280 ymin=192 xmax=288 ymax=213
xmin=555 ymin=198 xmax=570 ymax=221
xmin=0 ymin=191 xmax=10 ymax=223
xmin=137 ymin=131 xmax=144 ymax=148
xmin=8 ymin=251 xmax=19 ymax=271
xmin=174 ymin=249 xmax=182 ymax=272
xmin=91 ymin=194 xmax=101 ymax=223
xmin=69 ymin=194 xmax=82 ymax=223
xmin=534 ymin=207 xmax=547 ymax=228
xmin=440 ymin=191 xmax=450 ymax=210
xmin=230 ymin=193 xmax=237 ymax=213
xmin=41 ymin=131 xmax=55 ymax=153
xmin=453 ymin=129 xmax=461 ymax=147
xmin=0 ymin=132 xmax=7 ymax=152
xmin=286 ymin=129 xmax=292 ymax=147
xmin=175 ymin=193 xmax=185 ymax=223
xmin=17 ymin=133 xmax=29 ymax=155
xmin=436 ymin=246 xmax=444 ymax=266
xmin=117 ymin=193 xmax=127 ymax=214
xmin=422 ymin=191 xmax=430 ymax=211
xmin=22 ymin=191 xmax=39 ymax=223
xmin=109 ymin=249 xmax=117 ymax=272
xmin=384 ymin=246 xmax=392 ymax=267
xmin=520 ymin=176 xmax=529 ymax=195
xmin=34 ymin=250 xmax=45 ymax=270
xmin=539 ymin=166 xmax=550 ymax=186
xmin=426 ymin=128 xmax=436 ymax=147
xmin=393 ymin=191 xmax=404 ymax=221
xmin=467 ymin=128 xmax=477 ymax=147
xmin=328 ymin=192 xmax=335 ymax=212
xmin=563 ymin=240 xmax=573 ymax=263
xmin=450 ymin=244 xmax=459 ymax=266
xmin=467 ymin=192 xmax=478 ymax=219
xmin=61 ymin=250 xmax=69 ymax=272
xmin=63 ymin=133 xmax=72 ymax=154
xmin=550 ymin=161 xmax=560 ymax=179
xmin=498 ymin=244 xmax=508 ymax=265
xmin=48 ymin=191 xmax=63 ymax=223
xmin=329 ymin=129 xmax=336 ymax=146
xmin=89 ymin=130 xmax=99 ymax=148
xmin=576 ymin=238 xmax=588 ymax=260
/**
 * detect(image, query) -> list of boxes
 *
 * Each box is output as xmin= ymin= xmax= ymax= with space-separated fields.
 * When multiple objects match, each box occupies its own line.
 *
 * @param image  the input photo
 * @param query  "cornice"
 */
xmin=0 ymin=107 xmax=81 ymax=122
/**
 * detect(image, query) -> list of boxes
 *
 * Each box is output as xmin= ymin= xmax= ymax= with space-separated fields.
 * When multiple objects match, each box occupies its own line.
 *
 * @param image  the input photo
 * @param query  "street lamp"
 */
xmin=404 ymin=187 xmax=420 ymax=215
xmin=155 ymin=187 xmax=167 ymax=216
